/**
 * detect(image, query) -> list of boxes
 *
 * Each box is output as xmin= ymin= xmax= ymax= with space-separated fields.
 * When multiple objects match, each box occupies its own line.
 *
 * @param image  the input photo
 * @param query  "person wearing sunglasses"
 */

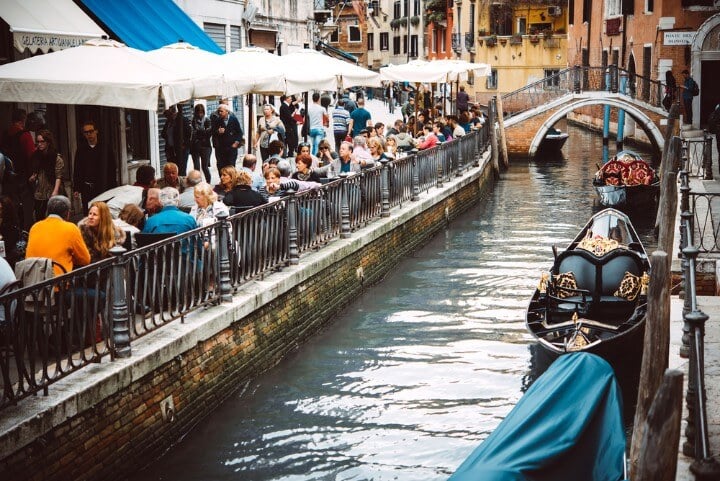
xmin=73 ymin=120 xmax=115 ymax=215
xmin=28 ymin=129 xmax=64 ymax=221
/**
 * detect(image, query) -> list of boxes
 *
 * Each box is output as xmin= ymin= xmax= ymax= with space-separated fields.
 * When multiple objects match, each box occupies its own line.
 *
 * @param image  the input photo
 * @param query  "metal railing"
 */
xmin=501 ymin=65 xmax=666 ymax=120
xmin=678 ymin=160 xmax=720 ymax=478
xmin=0 ymin=125 xmax=491 ymax=410
xmin=682 ymin=135 xmax=720 ymax=253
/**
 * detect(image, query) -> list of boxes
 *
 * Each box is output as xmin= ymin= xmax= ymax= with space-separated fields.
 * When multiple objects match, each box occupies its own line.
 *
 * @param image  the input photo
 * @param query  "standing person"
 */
xmin=682 ymin=69 xmax=699 ymax=126
xmin=212 ymin=104 xmax=243 ymax=175
xmin=348 ymin=97 xmax=372 ymax=138
xmin=255 ymin=104 xmax=284 ymax=162
xmin=25 ymin=195 xmax=90 ymax=276
xmin=190 ymin=104 xmax=213 ymax=183
xmin=308 ymin=92 xmax=327 ymax=156
xmin=456 ymin=85 xmax=470 ymax=113
xmin=73 ymin=120 xmax=115 ymax=216
xmin=279 ymin=95 xmax=299 ymax=156
xmin=708 ymin=103 xmax=720 ymax=160
xmin=2 ymin=109 xmax=35 ymax=229
xmin=387 ymin=82 xmax=395 ymax=114
xmin=401 ymin=97 xmax=415 ymax=124
xmin=332 ymin=99 xmax=350 ymax=149
xmin=161 ymin=105 xmax=191 ymax=175
xmin=662 ymin=70 xmax=677 ymax=112
xmin=28 ymin=129 xmax=63 ymax=222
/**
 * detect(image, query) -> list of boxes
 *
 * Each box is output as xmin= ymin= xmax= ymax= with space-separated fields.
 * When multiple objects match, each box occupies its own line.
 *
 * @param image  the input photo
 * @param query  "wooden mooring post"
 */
xmin=656 ymin=136 xmax=682 ymax=254
xmin=630 ymin=251 xmax=671 ymax=478
xmin=495 ymin=94 xmax=509 ymax=168
xmin=655 ymin=104 xmax=680 ymax=233
xmin=633 ymin=369 xmax=685 ymax=481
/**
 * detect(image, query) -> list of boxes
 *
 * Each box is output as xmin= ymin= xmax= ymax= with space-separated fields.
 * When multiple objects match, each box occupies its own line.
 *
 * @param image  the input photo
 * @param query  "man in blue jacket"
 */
xmin=212 ymin=104 xmax=243 ymax=175
xmin=682 ymin=69 xmax=699 ymax=125
xmin=142 ymin=187 xmax=196 ymax=235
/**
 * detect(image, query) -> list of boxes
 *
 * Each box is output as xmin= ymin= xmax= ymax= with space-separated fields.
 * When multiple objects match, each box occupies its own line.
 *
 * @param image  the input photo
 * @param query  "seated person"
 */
xmin=189 ymin=182 xmax=230 ymax=228
xmin=179 ymin=170 xmax=204 ymax=210
xmin=142 ymin=187 xmax=197 ymax=235
xmin=214 ymin=166 xmax=238 ymax=201
xmin=264 ymin=167 xmax=320 ymax=199
xmin=155 ymin=162 xmax=187 ymax=193
xmin=240 ymin=154 xmax=265 ymax=192
xmin=113 ymin=204 xmax=145 ymax=249
xmin=222 ymin=171 xmax=267 ymax=210
xmin=416 ymin=123 xmax=440 ymax=150
xmin=292 ymin=153 xmax=323 ymax=183
xmin=316 ymin=139 xmax=338 ymax=167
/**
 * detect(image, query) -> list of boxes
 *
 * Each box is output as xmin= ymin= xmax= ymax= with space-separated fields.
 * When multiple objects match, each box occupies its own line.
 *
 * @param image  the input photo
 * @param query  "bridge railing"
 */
xmin=0 ymin=124 xmax=492 ymax=411
xmin=501 ymin=66 xmax=667 ymax=120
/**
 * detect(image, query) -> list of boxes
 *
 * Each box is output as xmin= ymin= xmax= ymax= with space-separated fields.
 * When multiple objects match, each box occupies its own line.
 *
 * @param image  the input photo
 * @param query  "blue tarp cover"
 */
xmin=449 ymin=353 xmax=626 ymax=481
xmin=78 ymin=0 xmax=223 ymax=53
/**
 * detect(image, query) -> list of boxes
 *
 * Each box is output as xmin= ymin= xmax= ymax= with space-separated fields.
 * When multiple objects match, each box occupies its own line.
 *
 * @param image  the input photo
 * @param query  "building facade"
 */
xmin=566 ymin=0 xmax=720 ymax=127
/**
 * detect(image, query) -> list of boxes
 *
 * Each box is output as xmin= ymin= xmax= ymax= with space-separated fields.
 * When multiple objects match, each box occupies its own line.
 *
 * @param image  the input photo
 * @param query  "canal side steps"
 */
xmin=0 ymin=149 xmax=496 ymax=481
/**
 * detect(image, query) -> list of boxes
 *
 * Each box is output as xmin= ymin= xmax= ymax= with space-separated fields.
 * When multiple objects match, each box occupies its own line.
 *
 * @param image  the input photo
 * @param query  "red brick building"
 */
xmin=426 ymin=0 xmax=454 ymax=59
xmin=567 ymin=0 xmax=720 ymax=126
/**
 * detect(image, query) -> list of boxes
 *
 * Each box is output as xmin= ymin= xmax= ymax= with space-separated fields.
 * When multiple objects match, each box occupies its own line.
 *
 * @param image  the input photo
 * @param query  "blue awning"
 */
xmin=77 ymin=0 xmax=223 ymax=53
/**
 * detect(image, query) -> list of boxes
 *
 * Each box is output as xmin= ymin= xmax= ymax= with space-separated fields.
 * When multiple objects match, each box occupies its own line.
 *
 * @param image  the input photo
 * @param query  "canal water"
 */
xmin=136 ymin=123 xmax=657 ymax=481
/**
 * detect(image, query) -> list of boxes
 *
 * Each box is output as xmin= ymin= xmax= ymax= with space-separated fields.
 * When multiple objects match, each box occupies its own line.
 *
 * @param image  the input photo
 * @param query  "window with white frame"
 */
xmin=606 ymin=0 xmax=621 ymax=17
xmin=380 ymin=32 xmax=389 ymax=50
xmin=348 ymin=25 xmax=361 ymax=42
xmin=368 ymin=33 xmax=374 ymax=50
xmin=487 ymin=69 xmax=498 ymax=89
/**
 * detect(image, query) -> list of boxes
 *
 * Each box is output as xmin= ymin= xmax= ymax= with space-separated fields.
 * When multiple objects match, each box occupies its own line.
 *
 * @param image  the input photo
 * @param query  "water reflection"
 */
xmin=135 ymin=123 xmax=657 ymax=481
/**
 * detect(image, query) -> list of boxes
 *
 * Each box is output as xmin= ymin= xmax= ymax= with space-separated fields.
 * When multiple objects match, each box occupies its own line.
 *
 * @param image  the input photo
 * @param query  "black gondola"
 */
xmin=526 ymin=208 xmax=650 ymax=375
xmin=592 ymin=151 xmax=659 ymax=208
xmin=539 ymin=127 xmax=569 ymax=152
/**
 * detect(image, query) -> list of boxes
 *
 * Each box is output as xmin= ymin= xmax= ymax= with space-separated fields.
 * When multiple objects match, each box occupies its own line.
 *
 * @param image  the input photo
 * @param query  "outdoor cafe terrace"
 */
xmin=0 ymin=126 xmax=490 ymax=411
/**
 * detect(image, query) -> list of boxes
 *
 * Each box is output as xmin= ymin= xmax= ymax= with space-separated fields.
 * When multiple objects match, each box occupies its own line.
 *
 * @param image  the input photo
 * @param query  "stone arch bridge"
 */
xmin=498 ymin=67 xmax=671 ymax=157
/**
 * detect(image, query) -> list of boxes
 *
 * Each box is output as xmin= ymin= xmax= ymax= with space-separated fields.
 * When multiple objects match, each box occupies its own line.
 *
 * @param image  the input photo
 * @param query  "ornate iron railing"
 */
xmin=0 ymin=124 xmax=491 ymax=410
xmin=500 ymin=66 xmax=667 ymax=120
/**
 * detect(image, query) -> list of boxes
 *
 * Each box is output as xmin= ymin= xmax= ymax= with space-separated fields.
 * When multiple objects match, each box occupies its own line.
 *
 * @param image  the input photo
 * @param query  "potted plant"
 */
xmin=529 ymin=34 xmax=540 ymax=44
xmin=478 ymin=28 xmax=487 ymax=37
xmin=485 ymin=35 xmax=497 ymax=47
xmin=510 ymin=34 xmax=523 ymax=45
xmin=398 ymin=17 xmax=408 ymax=28
xmin=410 ymin=15 xmax=420 ymax=27
xmin=390 ymin=18 xmax=400 ymax=29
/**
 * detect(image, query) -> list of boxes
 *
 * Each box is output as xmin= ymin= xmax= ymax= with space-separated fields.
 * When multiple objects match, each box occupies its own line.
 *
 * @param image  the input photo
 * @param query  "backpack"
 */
xmin=691 ymin=79 xmax=699 ymax=97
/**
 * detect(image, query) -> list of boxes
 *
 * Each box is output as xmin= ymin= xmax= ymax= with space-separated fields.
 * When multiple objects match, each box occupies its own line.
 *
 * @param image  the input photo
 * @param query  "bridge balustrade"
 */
xmin=501 ymin=66 xmax=666 ymax=121
xmin=0 ymin=124 xmax=491 ymax=411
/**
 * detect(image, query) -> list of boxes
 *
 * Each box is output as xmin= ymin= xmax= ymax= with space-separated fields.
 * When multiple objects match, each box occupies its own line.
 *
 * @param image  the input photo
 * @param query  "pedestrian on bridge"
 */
xmin=681 ymin=69 xmax=699 ymax=125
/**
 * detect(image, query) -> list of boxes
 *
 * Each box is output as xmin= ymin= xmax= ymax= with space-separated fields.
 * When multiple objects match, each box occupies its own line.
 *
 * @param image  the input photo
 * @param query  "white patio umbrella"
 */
xmin=281 ymin=49 xmax=382 ymax=93
xmin=0 ymin=38 xmax=195 ymax=110
xmin=221 ymin=47 xmax=293 ymax=95
xmin=145 ymin=42 xmax=231 ymax=99
xmin=380 ymin=59 xmax=491 ymax=83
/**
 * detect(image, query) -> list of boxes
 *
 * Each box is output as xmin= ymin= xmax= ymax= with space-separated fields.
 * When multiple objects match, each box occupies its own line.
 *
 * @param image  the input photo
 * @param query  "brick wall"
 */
xmin=0 ymin=162 xmax=495 ymax=481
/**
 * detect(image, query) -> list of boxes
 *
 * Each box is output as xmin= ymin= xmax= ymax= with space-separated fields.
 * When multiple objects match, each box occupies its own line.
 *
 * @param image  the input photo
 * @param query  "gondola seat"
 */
xmin=549 ymin=249 xmax=645 ymax=322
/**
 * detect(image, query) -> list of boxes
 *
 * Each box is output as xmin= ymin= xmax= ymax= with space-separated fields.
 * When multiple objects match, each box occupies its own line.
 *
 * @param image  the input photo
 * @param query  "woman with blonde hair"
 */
xmin=213 ymin=165 xmax=239 ymax=201
xmin=78 ymin=201 xmax=125 ymax=263
xmin=190 ymin=182 xmax=229 ymax=227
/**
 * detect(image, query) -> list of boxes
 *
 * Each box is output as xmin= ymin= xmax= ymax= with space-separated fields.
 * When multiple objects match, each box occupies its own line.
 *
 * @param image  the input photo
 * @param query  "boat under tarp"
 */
xmin=449 ymin=352 xmax=626 ymax=481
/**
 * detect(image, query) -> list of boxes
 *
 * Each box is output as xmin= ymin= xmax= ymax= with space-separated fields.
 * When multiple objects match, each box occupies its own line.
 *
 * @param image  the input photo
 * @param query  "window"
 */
xmin=393 ymin=36 xmax=401 ymax=54
xmin=645 ymin=0 xmax=653 ymax=12
xmin=348 ymin=25 xmax=361 ymax=43
xmin=330 ymin=28 xmax=339 ymax=43
xmin=469 ymin=3 xmax=475 ymax=37
xmin=414 ymin=0 xmax=421 ymax=16
xmin=380 ymin=32 xmax=389 ymax=50
xmin=402 ymin=35 xmax=407 ymax=54
xmin=622 ymin=0 xmax=635 ymax=15
xmin=487 ymin=69 xmax=498 ymax=90
xmin=410 ymin=35 xmax=418 ymax=58
xmin=582 ymin=0 xmax=591 ymax=22
xmin=368 ymin=33 xmax=374 ymax=50
xmin=569 ymin=0 xmax=575 ymax=25
xmin=403 ymin=0 xmax=409 ymax=16
xmin=606 ymin=0 xmax=621 ymax=17
xmin=544 ymin=69 xmax=560 ymax=89
xmin=369 ymin=0 xmax=380 ymax=16
xmin=440 ymin=28 xmax=446 ymax=52
xmin=394 ymin=1 xmax=401 ymax=19
xmin=517 ymin=17 xmax=527 ymax=35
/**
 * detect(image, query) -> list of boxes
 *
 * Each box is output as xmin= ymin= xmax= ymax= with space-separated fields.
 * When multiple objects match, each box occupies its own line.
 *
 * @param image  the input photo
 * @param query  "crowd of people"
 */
xmin=0 ymin=82 xmax=487 ymax=292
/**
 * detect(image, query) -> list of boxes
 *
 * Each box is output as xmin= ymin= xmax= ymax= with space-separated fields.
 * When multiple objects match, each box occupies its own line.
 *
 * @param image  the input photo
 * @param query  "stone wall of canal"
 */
xmin=0 ymin=153 xmax=496 ymax=481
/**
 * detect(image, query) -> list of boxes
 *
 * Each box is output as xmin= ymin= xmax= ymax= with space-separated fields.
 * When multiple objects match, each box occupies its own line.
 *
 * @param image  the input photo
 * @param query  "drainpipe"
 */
xmin=617 ymin=70 xmax=628 ymax=152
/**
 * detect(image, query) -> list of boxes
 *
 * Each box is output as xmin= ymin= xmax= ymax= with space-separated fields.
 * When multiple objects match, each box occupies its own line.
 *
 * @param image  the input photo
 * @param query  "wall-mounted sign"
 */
xmin=664 ymin=31 xmax=696 ymax=45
